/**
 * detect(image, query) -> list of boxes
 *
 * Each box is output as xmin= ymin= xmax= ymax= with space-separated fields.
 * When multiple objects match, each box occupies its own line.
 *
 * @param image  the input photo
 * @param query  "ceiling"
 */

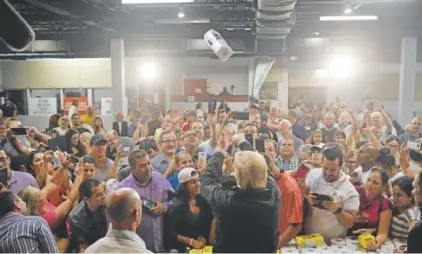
xmin=2 ymin=0 xmax=422 ymax=61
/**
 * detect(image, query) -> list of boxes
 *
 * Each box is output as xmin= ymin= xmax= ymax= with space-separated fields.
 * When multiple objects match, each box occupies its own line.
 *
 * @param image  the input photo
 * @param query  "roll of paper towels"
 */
xmin=204 ymin=29 xmax=233 ymax=62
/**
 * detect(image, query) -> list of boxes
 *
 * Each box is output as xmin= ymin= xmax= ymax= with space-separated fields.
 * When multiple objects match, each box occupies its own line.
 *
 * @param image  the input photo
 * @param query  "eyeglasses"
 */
xmin=0 ymin=157 xmax=8 ymax=163
xmin=161 ymin=139 xmax=176 ymax=144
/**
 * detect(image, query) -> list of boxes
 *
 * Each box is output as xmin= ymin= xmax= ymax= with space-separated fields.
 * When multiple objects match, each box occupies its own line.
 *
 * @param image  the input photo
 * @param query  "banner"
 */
xmin=101 ymin=97 xmax=113 ymax=116
xmin=63 ymin=97 xmax=89 ymax=115
xmin=28 ymin=98 xmax=57 ymax=116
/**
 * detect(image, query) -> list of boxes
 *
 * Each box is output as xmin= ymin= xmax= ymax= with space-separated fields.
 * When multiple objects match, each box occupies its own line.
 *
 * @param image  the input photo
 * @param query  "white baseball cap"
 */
xmin=178 ymin=167 xmax=199 ymax=184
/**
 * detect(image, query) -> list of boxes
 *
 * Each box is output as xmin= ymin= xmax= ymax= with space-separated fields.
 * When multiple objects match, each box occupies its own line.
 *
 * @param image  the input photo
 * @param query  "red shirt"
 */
xmin=277 ymin=172 xmax=304 ymax=234
xmin=350 ymin=188 xmax=392 ymax=232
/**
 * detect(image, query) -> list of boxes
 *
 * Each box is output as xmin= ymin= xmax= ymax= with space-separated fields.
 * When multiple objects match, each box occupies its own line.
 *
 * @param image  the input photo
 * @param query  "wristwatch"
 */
xmin=333 ymin=207 xmax=343 ymax=214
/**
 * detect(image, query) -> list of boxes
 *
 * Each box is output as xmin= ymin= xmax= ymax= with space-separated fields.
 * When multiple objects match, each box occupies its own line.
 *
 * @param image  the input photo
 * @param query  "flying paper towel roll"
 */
xmin=204 ymin=29 xmax=233 ymax=62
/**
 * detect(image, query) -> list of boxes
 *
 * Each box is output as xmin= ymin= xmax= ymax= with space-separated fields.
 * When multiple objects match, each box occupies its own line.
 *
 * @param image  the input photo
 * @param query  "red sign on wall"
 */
xmin=63 ymin=97 xmax=89 ymax=115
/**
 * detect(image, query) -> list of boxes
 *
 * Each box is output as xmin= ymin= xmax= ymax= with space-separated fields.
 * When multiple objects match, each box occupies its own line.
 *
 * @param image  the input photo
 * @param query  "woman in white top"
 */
xmin=53 ymin=117 xmax=70 ymax=136
xmin=385 ymin=135 xmax=401 ymax=167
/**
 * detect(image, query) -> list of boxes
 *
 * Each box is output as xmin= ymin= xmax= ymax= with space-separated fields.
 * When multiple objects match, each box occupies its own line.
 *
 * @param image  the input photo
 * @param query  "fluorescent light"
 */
xmin=122 ymin=0 xmax=193 ymax=4
xmin=344 ymin=8 xmax=353 ymax=14
xmin=320 ymin=15 xmax=378 ymax=21
xmin=177 ymin=11 xmax=185 ymax=18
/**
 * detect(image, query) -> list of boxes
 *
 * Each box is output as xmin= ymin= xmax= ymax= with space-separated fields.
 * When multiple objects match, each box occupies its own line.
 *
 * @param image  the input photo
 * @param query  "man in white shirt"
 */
xmin=304 ymin=146 xmax=359 ymax=241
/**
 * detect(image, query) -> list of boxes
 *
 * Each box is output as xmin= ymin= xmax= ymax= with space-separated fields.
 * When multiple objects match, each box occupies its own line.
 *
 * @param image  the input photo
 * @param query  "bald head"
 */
xmin=107 ymin=188 xmax=141 ymax=223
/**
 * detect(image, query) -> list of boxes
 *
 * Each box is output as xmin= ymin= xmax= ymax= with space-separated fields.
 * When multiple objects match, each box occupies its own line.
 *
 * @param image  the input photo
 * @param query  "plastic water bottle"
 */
xmin=204 ymin=29 xmax=234 ymax=62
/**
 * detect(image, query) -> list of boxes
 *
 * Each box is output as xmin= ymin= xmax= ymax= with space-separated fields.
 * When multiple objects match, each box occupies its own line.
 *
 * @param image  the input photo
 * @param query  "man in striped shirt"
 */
xmin=0 ymin=191 xmax=59 ymax=253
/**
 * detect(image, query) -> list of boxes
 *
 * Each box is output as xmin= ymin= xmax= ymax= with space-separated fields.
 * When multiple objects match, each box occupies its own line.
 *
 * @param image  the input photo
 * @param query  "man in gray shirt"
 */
xmin=91 ymin=134 xmax=114 ymax=181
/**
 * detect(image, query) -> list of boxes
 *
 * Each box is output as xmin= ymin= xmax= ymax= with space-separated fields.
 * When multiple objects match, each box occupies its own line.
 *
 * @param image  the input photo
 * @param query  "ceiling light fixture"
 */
xmin=344 ymin=8 xmax=353 ymax=14
xmin=177 ymin=10 xmax=185 ymax=18
xmin=320 ymin=15 xmax=378 ymax=21
xmin=122 ymin=0 xmax=194 ymax=4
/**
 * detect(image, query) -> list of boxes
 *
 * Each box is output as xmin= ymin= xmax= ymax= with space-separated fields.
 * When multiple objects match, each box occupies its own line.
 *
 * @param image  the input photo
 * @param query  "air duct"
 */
xmin=255 ymin=0 xmax=297 ymax=54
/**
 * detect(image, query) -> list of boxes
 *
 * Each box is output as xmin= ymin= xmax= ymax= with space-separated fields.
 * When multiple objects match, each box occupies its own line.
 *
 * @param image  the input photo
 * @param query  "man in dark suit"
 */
xmin=112 ymin=112 xmax=128 ymax=137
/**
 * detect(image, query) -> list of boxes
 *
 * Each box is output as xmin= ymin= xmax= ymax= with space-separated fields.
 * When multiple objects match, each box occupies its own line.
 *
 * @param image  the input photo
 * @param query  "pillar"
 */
xmin=398 ymin=37 xmax=417 ymax=125
xmin=110 ymin=39 xmax=126 ymax=116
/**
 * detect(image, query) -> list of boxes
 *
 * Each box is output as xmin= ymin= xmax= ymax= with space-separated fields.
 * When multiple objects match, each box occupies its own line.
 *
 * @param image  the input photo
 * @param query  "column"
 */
xmin=110 ymin=39 xmax=126 ymax=116
xmin=398 ymin=37 xmax=417 ymax=125
xmin=278 ymin=70 xmax=289 ymax=111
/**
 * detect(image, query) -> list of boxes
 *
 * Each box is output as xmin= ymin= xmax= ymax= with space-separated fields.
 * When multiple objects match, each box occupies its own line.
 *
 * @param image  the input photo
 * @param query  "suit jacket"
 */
xmin=112 ymin=121 xmax=128 ymax=137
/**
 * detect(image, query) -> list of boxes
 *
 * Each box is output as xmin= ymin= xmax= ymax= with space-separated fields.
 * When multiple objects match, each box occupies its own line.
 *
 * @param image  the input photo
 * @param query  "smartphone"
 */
xmin=52 ymin=151 xmax=61 ymax=168
xmin=311 ymin=193 xmax=332 ymax=209
xmin=226 ymin=145 xmax=233 ymax=155
xmin=255 ymin=139 xmax=265 ymax=153
xmin=234 ymin=111 xmax=249 ymax=120
xmin=407 ymin=141 xmax=421 ymax=151
xmin=142 ymin=197 xmax=157 ymax=210
xmin=123 ymin=146 xmax=132 ymax=153
xmin=139 ymin=114 xmax=149 ymax=125
xmin=208 ymin=99 xmax=217 ymax=114
xmin=198 ymin=152 xmax=207 ymax=163
xmin=0 ymin=167 xmax=7 ymax=186
xmin=11 ymin=127 xmax=27 ymax=136
xmin=245 ymin=133 xmax=254 ymax=145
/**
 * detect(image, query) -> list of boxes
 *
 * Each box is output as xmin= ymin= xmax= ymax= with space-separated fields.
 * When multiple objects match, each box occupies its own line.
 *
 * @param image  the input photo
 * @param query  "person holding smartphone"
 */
xmin=304 ymin=147 xmax=359 ymax=241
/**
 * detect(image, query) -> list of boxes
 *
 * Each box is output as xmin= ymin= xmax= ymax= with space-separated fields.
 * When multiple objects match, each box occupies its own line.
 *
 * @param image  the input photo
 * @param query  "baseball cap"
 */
xmin=185 ymin=110 xmax=196 ymax=117
xmin=178 ymin=167 xmax=199 ymax=184
xmin=118 ymin=137 xmax=137 ymax=148
xmin=311 ymin=143 xmax=325 ymax=152
xmin=90 ymin=134 xmax=107 ymax=146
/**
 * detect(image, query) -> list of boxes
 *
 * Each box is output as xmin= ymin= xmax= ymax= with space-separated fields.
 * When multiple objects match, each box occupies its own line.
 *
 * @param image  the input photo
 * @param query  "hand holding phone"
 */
xmin=142 ymin=197 xmax=157 ymax=211
xmin=310 ymin=193 xmax=333 ymax=210
xmin=0 ymin=167 xmax=8 ymax=187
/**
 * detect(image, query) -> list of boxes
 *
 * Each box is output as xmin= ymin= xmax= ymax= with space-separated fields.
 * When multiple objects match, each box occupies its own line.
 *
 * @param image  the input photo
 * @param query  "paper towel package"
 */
xmin=204 ymin=29 xmax=234 ymax=62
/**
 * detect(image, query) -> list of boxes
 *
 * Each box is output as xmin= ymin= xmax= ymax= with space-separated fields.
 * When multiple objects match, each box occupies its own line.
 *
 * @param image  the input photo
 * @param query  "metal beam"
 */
xmin=21 ymin=0 xmax=115 ymax=31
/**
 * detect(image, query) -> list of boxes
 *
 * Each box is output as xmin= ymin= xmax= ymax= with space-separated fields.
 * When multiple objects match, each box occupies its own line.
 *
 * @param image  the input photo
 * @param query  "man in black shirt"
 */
xmin=0 ymin=98 xmax=17 ymax=119
xmin=68 ymin=178 xmax=108 ymax=252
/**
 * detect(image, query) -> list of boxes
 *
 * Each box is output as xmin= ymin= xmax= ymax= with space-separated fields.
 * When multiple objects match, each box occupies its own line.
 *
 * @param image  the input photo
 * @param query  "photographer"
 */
xmin=304 ymin=146 xmax=359 ymax=241
xmin=201 ymin=134 xmax=280 ymax=253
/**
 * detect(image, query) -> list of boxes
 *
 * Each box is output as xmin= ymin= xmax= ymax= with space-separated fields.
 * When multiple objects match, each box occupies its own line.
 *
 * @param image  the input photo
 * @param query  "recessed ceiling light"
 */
xmin=177 ymin=11 xmax=185 ymax=18
xmin=314 ymin=32 xmax=320 ymax=36
xmin=344 ymin=8 xmax=353 ymax=15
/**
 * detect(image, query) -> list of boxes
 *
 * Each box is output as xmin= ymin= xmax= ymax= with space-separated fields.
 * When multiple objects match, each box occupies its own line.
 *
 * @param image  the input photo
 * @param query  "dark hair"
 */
xmin=139 ymin=138 xmax=158 ymax=151
xmin=385 ymin=135 xmax=401 ymax=146
xmin=322 ymin=147 xmax=344 ymax=167
xmin=287 ymin=109 xmax=298 ymax=118
xmin=71 ymin=113 xmax=80 ymax=120
xmin=370 ymin=168 xmax=389 ymax=185
xmin=94 ymin=117 xmax=104 ymax=128
xmin=128 ymin=150 xmax=148 ymax=169
xmin=195 ymin=103 xmax=202 ymax=110
xmin=310 ymin=129 xmax=323 ymax=145
xmin=334 ymin=130 xmax=346 ymax=140
xmin=82 ymin=155 xmax=97 ymax=167
xmin=79 ymin=178 xmax=101 ymax=199
xmin=72 ymin=100 xmax=78 ymax=106
xmin=356 ymin=140 xmax=369 ymax=150
xmin=48 ymin=114 xmax=61 ymax=129
xmin=0 ymin=191 xmax=17 ymax=218
xmin=392 ymin=176 xmax=414 ymax=199
xmin=64 ymin=129 xmax=80 ymax=154
xmin=377 ymin=147 xmax=395 ymax=168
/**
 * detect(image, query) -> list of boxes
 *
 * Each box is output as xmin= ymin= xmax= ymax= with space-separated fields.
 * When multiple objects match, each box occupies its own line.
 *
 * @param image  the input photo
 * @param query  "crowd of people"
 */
xmin=0 ymin=97 xmax=422 ymax=253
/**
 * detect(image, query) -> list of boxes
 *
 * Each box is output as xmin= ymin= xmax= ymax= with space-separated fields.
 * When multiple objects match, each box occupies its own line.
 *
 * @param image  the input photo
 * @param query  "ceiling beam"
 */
xmin=21 ymin=0 xmax=115 ymax=31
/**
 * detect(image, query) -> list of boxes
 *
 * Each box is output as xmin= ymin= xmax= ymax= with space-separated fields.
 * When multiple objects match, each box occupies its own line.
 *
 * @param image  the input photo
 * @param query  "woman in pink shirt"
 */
xmin=348 ymin=168 xmax=393 ymax=250
xmin=18 ymin=158 xmax=84 ymax=252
